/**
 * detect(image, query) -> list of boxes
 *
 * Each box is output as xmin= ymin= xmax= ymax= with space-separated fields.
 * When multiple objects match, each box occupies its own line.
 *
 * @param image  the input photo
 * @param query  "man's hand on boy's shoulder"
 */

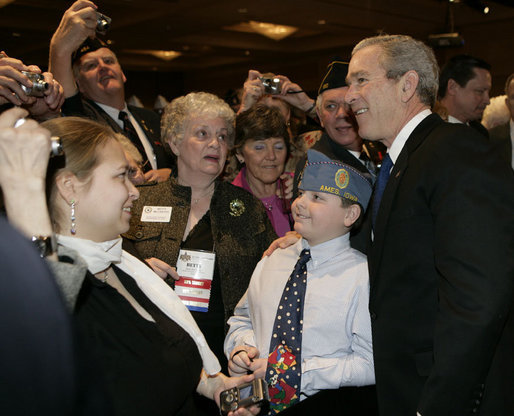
xmin=262 ymin=231 xmax=301 ymax=258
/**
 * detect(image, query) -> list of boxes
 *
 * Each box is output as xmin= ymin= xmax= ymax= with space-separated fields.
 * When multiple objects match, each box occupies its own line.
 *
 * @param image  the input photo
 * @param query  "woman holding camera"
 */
xmin=0 ymin=108 xmax=258 ymax=416
xmin=232 ymin=105 xmax=293 ymax=237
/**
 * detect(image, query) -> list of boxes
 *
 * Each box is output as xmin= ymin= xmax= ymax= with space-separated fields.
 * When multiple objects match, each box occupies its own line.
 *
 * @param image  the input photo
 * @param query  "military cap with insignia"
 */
xmin=71 ymin=37 xmax=113 ymax=66
xmin=299 ymin=149 xmax=373 ymax=210
xmin=317 ymin=57 xmax=350 ymax=96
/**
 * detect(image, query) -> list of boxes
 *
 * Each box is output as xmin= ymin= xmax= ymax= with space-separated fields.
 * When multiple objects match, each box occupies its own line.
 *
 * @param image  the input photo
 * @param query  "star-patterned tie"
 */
xmin=266 ymin=248 xmax=311 ymax=414
xmin=371 ymin=153 xmax=393 ymax=229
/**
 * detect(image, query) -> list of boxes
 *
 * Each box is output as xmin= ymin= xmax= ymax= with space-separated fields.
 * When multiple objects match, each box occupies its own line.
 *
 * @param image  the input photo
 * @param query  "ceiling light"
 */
xmin=248 ymin=20 xmax=298 ymax=40
xmin=126 ymin=50 xmax=182 ymax=61
xmin=0 ymin=0 xmax=15 ymax=7
xmin=224 ymin=21 xmax=298 ymax=40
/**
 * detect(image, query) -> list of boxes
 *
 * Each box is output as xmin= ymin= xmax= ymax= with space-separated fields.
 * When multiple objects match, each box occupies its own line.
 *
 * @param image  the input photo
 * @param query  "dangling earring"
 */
xmin=70 ymin=199 xmax=76 ymax=235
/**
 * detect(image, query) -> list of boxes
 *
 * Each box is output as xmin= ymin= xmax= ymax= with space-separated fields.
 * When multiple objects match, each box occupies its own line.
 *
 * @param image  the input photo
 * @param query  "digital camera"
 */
xmin=96 ymin=12 xmax=112 ymax=35
xmin=260 ymin=76 xmax=282 ymax=95
xmin=20 ymin=71 xmax=49 ymax=97
xmin=220 ymin=378 xmax=269 ymax=416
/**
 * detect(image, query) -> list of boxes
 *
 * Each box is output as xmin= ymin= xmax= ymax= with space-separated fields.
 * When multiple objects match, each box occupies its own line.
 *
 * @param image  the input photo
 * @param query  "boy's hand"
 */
xmin=229 ymin=346 xmax=259 ymax=376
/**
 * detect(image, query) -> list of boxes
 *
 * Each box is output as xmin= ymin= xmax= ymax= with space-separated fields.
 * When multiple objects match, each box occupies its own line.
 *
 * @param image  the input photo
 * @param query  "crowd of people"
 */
xmin=1 ymin=1 xmax=513 ymax=416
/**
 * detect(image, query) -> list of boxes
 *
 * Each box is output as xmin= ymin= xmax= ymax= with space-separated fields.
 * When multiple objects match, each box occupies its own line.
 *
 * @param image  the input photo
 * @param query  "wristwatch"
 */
xmin=31 ymin=234 xmax=57 ymax=258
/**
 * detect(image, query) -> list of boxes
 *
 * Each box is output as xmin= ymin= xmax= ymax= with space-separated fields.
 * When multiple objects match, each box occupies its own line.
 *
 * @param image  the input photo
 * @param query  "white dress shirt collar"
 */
xmin=301 ymin=233 xmax=351 ymax=268
xmin=448 ymin=114 xmax=464 ymax=125
xmin=96 ymin=101 xmax=129 ymax=129
xmin=388 ymin=109 xmax=432 ymax=164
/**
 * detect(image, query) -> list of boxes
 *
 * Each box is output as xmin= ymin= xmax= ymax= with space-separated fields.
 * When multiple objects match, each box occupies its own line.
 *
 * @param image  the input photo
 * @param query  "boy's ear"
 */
xmin=344 ymin=204 xmax=362 ymax=227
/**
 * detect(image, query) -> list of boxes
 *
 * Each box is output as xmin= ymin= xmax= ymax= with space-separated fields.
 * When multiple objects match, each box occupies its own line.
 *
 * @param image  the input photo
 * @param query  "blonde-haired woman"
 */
xmin=0 ymin=108 xmax=258 ymax=416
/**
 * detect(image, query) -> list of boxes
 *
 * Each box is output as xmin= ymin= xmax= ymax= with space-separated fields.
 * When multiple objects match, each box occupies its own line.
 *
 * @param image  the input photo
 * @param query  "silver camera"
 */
xmin=14 ymin=118 xmax=64 ymax=158
xmin=219 ymin=378 xmax=269 ymax=416
xmin=20 ymin=71 xmax=49 ymax=97
xmin=260 ymin=76 xmax=282 ymax=95
xmin=96 ymin=12 xmax=112 ymax=35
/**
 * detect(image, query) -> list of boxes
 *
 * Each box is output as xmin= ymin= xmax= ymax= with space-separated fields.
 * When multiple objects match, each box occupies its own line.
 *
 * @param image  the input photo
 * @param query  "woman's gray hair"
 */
xmin=352 ymin=35 xmax=439 ymax=107
xmin=161 ymin=92 xmax=235 ymax=147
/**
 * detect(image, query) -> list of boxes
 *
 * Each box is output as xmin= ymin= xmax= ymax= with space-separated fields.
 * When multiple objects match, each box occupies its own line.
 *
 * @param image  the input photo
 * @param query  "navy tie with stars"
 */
xmin=371 ymin=153 xmax=393 ymax=229
xmin=266 ymin=248 xmax=311 ymax=414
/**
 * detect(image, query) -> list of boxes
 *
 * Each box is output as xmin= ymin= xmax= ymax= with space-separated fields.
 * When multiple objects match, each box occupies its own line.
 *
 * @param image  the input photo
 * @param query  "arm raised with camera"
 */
xmin=1 ymin=52 xmax=65 ymax=120
xmin=275 ymin=74 xmax=316 ymax=117
xmin=0 ymin=52 xmax=38 ymax=107
xmin=49 ymin=0 xmax=98 ymax=98
xmin=0 ymin=107 xmax=56 ymax=258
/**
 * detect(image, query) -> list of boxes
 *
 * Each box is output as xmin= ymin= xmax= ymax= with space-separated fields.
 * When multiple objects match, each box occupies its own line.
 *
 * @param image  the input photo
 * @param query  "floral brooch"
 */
xmin=229 ymin=199 xmax=245 ymax=217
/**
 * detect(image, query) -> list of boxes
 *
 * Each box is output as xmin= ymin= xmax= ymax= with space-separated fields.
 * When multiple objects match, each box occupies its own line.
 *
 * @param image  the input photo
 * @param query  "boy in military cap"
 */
xmin=224 ymin=150 xmax=376 ymax=415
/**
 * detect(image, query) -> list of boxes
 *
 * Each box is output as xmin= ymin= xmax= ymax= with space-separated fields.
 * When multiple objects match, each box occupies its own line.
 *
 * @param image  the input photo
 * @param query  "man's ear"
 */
xmin=447 ymin=78 xmax=459 ymax=96
xmin=55 ymin=172 xmax=79 ymax=206
xmin=316 ymin=106 xmax=325 ymax=128
xmin=344 ymin=203 xmax=362 ymax=227
xmin=400 ymin=70 xmax=419 ymax=103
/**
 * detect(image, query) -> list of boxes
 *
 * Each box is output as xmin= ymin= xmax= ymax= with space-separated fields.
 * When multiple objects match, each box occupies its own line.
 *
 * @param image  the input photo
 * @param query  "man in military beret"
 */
xmin=49 ymin=0 xmax=173 ymax=182
xmin=225 ymin=149 xmax=377 ymax=415
xmin=279 ymin=59 xmax=381 ymax=200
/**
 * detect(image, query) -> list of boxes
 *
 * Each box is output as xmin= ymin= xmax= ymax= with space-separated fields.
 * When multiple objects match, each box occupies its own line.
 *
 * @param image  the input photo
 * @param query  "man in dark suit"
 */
xmin=489 ymin=73 xmax=514 ymax=168
xmin=49 ymin=0 xmax=173 ymax=182
xmin=436 ymin=54 xmax=491 ymax=137
xmin=345 ymin=34 xmax=514 ymax=416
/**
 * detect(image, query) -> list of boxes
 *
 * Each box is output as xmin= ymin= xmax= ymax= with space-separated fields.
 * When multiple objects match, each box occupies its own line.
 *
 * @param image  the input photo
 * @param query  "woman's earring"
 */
xmin=70 ymin=200 xmax=76 ymax=235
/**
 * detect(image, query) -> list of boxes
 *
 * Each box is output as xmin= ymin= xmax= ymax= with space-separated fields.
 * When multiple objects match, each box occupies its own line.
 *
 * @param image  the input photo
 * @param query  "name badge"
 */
xmin=140 ymin=206 xmax=172 ymax=222
xmin=175 ymin=249 xmax=216 ymax=313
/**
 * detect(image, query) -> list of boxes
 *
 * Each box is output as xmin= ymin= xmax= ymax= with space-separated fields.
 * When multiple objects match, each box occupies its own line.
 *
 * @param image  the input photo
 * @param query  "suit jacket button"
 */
xmin=370 ymin=312 xmax=377 ymax=320
xmin=135 ymin=231 xmax=143 ymax=239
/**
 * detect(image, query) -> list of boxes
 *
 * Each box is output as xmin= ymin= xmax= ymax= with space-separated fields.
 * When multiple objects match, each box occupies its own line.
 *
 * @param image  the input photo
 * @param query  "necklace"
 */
xmin=262 ymin=200 xmax=273 ymax=211
xmin=192 ymin=187 xmax=214 ymax=205
xmin=97 ymin=269 xmax=110 ymax=283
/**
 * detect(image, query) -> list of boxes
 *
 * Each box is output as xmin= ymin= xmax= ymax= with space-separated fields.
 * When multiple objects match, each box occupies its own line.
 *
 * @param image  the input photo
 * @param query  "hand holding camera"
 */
xmin=0 ymin=52 xmax=39 ymax=106
xmin=50 ymin=1 xmax=110 ymax=57
xmin=220 ymin=378 xmax=269 ymax=416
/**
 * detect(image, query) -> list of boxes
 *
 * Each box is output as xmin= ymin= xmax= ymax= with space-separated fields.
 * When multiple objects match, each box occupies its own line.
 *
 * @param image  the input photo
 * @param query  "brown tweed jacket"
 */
xmin=123 ymin=177 xmax=277 ymax=322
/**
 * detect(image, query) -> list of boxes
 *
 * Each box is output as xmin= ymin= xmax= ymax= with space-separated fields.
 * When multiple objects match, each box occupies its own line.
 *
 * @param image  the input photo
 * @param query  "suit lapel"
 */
xmin=130 ymin=106 xmax=159 ymax=142
xmin=88 ymin=100 xmax=124 ymax=134
xmin=370 ymin=114 xmax=442 ymax=278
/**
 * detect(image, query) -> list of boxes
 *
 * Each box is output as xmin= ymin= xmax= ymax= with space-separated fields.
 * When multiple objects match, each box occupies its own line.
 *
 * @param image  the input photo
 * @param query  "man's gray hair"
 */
xmin=161 ymin=92 xmax=235 ymax=147
xmin=352 ymin=35 xmax=439 ymax=107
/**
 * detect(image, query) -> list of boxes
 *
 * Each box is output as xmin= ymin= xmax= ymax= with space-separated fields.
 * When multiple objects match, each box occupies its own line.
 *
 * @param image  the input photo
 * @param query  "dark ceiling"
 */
xmin=1 ymin=0 xmax=513 ymax=102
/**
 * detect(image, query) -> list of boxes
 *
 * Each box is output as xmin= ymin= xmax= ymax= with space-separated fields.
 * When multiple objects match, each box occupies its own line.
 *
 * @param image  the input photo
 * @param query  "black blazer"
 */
xmin=368 ymin=114 xmax=514 ymax=416
xmin=62 ymin=93 xmax=174 ymax=170
xmin=488 ymin=122 xmax=512 ymax=166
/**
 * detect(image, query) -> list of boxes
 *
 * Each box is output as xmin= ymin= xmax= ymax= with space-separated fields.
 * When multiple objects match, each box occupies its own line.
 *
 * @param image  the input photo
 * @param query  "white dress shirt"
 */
xmin=97 ymin=102 xmax=157 ymax=170
xmin=224 ymin=234 xmax=375 ymax=398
